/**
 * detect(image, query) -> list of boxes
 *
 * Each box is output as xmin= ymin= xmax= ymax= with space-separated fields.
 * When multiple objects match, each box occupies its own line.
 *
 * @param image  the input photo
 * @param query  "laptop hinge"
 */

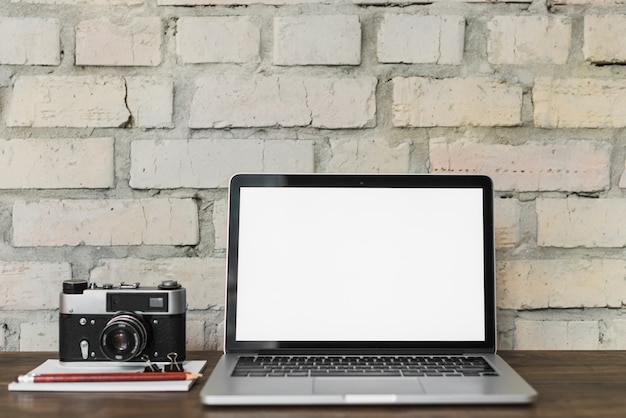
xmin=255 ymin=348 xmax=472 ymax=356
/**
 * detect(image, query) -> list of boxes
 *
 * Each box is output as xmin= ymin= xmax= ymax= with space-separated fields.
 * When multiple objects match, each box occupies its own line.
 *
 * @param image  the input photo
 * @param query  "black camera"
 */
xmin=59 ymin=279 xmax=186 ymax=362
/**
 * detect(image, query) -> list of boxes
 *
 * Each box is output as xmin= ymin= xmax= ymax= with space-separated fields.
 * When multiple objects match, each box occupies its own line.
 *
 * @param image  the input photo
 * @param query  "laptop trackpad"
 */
xmin=314 ymin=377 xmax=424 ymax=395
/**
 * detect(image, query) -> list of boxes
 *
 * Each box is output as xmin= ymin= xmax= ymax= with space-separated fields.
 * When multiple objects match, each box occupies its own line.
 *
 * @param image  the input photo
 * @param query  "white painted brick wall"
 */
xmin=358 ymin=0 xmax=529 ymax=3
xmin=0 ymin=18 xmax=60 ymax=65
xmin=515 ymin=319 xmax=600 ymax=350
xmin=189 ymin=75 xmax=377 ymax=128
xmin=14 ymin=0 xmax=142 ymax=3
xmin=3 ymin=0 xmax=626 ymax=352
xmin=12 ymin=199 xmax=199 ymax=247
xmin=583 ymin=15 xmax=626 ymax=64
xmin=274 ymin=15 xmax=361 ymax=65
xmin=537 ymin=198 xmax=626 ymax=248
xmin=7 ymin=76 xmax=130 ymax=128
xmin=488 ymin=16 xmax=571 ymax=64
xmin=176 ymin=16 xmax=260 ymax=64
xmin=263 ymin=140 xmax=316 ymax=173
xmin=533 ymin=77 xmax=626 ymax=128
xmin=497 ymin=259 xmax=626 ymax=310
xmin=392 ymin=77 xmax=522 ymax=127
xmin=75 ymin=18 xmax=162 ymax=66
xmin=214 ymin=321 xmax=225 ymax=351
xmin=212 ymin=198 xmax=228 ymax=251
xmin=129 ymin=139 xmax=314 ymax=189
xmin=189 ymin=75 xmax=308 ymax=128
xmin=160 ymin=0 xmax=325 ymax=4
xmin=7 ymin=75 xmax=173 ymax=128
xmin=0 ymin=138 xmax=114 ymax=189
xmin=186 ymin=320 xmax=206 ymax=350
xmin=126 ymin=77 xmax=174 ymax=128
xmin=494 ymin=198 xmax=521 ymax=249
xmin=429 ymin=138 xmax=611 ymax=192
xmin=20 ymin=318 xmax=58 ymax=351
xmin=0 ymin=262 xmax=72 ymax=310
xmin=603 ymin=320 xmax=626 ymax=349
xmin=327 ymin=138 xmax=410 ymax=173
xmin=378 ymin=15 xmax=464 ymax=64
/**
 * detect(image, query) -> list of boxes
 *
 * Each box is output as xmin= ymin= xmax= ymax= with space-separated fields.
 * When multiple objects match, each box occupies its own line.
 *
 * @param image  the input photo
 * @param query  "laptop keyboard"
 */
xmin=232 ymin=355 xmax=499 ymax=377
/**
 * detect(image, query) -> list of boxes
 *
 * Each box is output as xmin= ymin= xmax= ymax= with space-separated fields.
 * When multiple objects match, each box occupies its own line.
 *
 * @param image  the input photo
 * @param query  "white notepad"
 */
xmin=8 ymin=359 xmax=206 ymax=392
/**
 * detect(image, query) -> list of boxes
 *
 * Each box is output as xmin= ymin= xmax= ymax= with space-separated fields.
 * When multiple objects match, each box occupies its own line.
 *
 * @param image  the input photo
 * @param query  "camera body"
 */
xmin=59 ymin=279 xmax=186 ymax=363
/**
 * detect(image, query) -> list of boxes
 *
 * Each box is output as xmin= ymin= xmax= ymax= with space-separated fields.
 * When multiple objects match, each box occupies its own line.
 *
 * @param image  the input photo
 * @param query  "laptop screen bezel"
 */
xmin=224 ymin=174 xmax=497 ymax=354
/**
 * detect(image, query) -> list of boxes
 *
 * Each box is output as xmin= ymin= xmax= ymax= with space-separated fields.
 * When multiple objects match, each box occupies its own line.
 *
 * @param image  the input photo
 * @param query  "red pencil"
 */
xmin=17 ymin=372 xmax=202 ymax=383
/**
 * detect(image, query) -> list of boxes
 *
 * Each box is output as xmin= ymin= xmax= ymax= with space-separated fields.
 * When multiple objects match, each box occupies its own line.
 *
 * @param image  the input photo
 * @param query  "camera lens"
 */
xmin=110 ymin=330 xmax=130 ymax=351
xmin=100 ymin=313 xmax=149 ymax=361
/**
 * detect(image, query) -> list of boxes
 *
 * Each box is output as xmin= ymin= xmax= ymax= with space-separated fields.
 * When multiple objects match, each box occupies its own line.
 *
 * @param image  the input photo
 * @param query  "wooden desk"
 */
xmin=2 ymin=351 xmax=625 ymax=417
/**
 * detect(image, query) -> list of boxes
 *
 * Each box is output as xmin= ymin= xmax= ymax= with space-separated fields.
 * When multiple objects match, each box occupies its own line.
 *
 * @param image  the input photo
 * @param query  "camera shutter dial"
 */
xmin=63 ymin=279 xmax=89 ymax=294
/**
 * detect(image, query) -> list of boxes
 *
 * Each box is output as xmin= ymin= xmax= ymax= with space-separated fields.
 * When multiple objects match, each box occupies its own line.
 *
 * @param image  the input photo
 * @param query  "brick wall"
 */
xmin=1 ymin=0 xmax=625 ymax=351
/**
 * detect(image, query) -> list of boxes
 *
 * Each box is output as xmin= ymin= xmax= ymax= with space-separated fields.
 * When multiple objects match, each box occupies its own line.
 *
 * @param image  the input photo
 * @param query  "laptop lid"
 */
xmin=224 ymin=174 xmax=496 ymax=354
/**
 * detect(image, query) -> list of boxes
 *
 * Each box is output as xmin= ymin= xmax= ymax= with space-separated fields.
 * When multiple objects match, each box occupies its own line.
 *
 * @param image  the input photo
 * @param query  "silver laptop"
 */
xmin=200 ymin=173 xmax=537 ymax=405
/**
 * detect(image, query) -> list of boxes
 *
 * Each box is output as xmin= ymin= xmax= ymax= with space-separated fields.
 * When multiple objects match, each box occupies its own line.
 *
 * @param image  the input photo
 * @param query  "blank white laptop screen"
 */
xmin=235 ymin=186 xmax=486 ymax=342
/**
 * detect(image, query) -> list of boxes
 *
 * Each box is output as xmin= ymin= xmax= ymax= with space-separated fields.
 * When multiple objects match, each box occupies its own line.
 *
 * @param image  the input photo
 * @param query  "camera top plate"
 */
xmin=60 ymin=280 xmax=186 ymax=316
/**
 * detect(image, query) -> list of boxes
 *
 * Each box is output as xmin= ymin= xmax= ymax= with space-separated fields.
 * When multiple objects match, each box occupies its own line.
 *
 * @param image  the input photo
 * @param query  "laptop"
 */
xmin=200 ymin=173 xmax=537 ymax=405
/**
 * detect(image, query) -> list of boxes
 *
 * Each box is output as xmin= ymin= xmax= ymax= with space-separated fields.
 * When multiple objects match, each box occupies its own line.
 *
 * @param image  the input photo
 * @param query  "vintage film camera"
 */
xmin=59 ymin=279 xmax=186 ymax=362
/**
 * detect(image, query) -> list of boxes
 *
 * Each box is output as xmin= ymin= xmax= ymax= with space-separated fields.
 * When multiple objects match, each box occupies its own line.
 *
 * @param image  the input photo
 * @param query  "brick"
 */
xmin=159 ymin=0 xmax=325 ymax=4
xmin=0 ymin=68 xmax=10 ymax=86
xmin=377 ymin=15 xmax=464 ymax=64
xmin=515 ymin=319 xmax=599 ymax=350
xmin=0 ymin=18 xmax=60 ymax=65
xmin=494 ymin=198 xmax=521 ymax=249
xmin=189 ymin=75 xmax=376 ymax=129
xmin=584 ymin=15 xmax=626 ymax=64
xmin=263 ymin=140 xmax=315 ymax=172
xmin=358 ymin=0 xmax=529 ymax=3
xmin=89 ymin=257 xmax=226 ymax=309
xmin=75 ymin=18 xmax=162 ymax=66
xmin=176 ymin=17 xmax=260 ymax=64
xmin=7 ymin=76 xmax=130 ymax=128
xmin=213 ymin=198 xmax=228 ymax=250
xmin=553 ymin=0 xmax=621 ymax=4
xmin=327 ymin=138 xmax=410 ymax=173
xmin=12 ymin=199 xmax=199 ymax=247
xmin=274 ymin=15 xmax=361 ymax=65
xmin=533 ymin=77 xmax=626 ymax=128
xmin=126 ymin=77 xmax=173 ymax=128
xmin=429 ymin=138 xmax=611 ymax=192
xmin=0 ymin=138 xmax=114 ymax=189
xmin=393 ymin=77 xmax=522 ymax=127
xmin=20 ymin=319 xmax=58 ymax=351
xmin=488 ymin=16 xmax=571 ymax=65
xmin=14 ymin=0 xmax=141 ymax=3
xmin=602 ymin=319 xmax=626 ymax=349
xmin=497 ymin=259 xmax=626 ymax=309
xmin=306 ymin=77 xmax=377 ymax=128
xmin=130 ymin=139 xmax=314 ymax=189
xmin=537 ymin=198 xmax=626 ymax=248
xmin=6 ymin=76 xmax=169 ymax=128
xmin=186 ymin=320 xmax=206 ymax=350
xmin=189 ymin=75 xmax=305 ymax=128
xmin=213 ymin=320 xmax=225 ymax=351
xmin=0 ymin=261 xmax=72 ymax=310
